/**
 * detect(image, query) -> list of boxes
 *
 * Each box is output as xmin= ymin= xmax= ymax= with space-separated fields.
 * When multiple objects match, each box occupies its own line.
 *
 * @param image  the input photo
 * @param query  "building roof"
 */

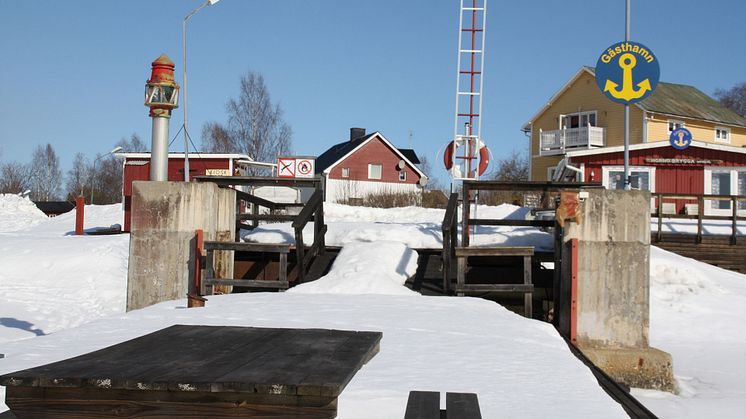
xmin=565 ymin=139 xmax=746 ymax=158
xmin=636 ymin=82 xmax=746 ymax=128
xmin=523 ymin=67 xmax=746 ymax=130
xmin=315 ymin=132 xmax=426 ymax=178
xmin=315 ymin=133 xmax=377 ymax=174
xmin=33 ymin=201 xmax=75 ymax=215
xmin=116 ymin=152 xmax=252 ymax=160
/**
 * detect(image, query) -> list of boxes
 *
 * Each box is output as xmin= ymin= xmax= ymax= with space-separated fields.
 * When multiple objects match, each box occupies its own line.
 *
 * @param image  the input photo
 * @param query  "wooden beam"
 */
xmin=468 ymin=219 xmax=555 ymax=227
xmin=455 ymin=284 xmax=534 ymax=293
xmin=455 ymin=246 xmax=534 ymax=257
xmin=204 ymin=242 xmax=290 ymax=253
xmin=205 ymin=279 xmax=289 ymax=289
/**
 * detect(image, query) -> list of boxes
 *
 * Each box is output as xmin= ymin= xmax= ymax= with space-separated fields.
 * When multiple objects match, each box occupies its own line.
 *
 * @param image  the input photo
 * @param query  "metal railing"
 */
xmin=539 ymin=126 xmax=605 ymax=156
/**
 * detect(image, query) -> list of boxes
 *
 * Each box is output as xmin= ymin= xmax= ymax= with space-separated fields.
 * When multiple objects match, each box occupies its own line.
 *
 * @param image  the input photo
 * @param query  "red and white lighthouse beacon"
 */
xmin=144 ymin=54 xmax=180 ymax=181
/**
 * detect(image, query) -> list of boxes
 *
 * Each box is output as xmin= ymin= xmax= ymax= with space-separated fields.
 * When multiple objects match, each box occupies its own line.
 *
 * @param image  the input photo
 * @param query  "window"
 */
xmin=704 ymin=167 xmax=746 ymax=214
xmin=602 ymin=166 xmax=655 ymax=191
xmin=715 ymin=127 xmax=731 ymax=143
xmin=399 ymin=171 xmax=406 ymax=181
xmin=342 ymin=168 xmax=349 ymax=178
xmin=368 ymin=164 xmax=382 ymax=180
xmin=667 ymin=120 xmax=685 ymax=133
xmin=560 ymin=111 xmax=597 ymax=129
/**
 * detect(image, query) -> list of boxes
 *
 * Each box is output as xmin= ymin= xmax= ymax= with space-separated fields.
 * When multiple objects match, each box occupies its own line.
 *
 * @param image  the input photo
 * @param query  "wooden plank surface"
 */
xmin=205 ymin=279 xmax=289 ymax=289
xmin=1 ymin=325 xmax=381 ymax=398
xmin=404 ymin=391 xmax=440 ymax=419
xmin=446 ymin=392 xmax=482 ymax=419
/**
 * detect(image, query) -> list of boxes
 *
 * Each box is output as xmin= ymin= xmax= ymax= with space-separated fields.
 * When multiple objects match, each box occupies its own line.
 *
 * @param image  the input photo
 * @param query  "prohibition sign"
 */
xmin=297 ymin=159 xmax=313 ymax=177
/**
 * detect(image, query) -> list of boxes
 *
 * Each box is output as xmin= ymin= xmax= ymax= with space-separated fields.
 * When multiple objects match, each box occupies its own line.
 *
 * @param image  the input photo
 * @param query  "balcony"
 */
xmin=539 ymin=126 xmax=606 ymax=156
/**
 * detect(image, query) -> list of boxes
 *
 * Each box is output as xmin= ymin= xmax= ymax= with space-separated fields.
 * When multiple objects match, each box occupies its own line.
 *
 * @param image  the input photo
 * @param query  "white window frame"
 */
xmin=703 ymin=166 xmax=746 ymax=216
xmin=667 ymin=119 xmax=685 ymax=134
xmin=547 ymin=167 xmax=556 ymax=181
xmin=559 ymin=111 xmax=597 ymax=129
xmin=399 ymin=170 xmax=406 ymax=181
xmin=602 ymin=165 xmax=656 ymax=192
xmin=368 ymin=163 xmax=382 ymax=180
xmin=341 ymin=167 xmax=350 ymax=178
xmin=714 ymin=126 xmax=731 ymax=144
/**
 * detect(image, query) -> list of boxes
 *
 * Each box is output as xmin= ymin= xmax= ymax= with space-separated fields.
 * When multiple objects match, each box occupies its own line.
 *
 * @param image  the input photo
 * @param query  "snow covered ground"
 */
xmin=1 ymin=195 xmax=745 ymax=417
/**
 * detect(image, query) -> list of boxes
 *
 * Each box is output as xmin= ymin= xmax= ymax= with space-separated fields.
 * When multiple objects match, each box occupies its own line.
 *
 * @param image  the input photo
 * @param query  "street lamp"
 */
xmin=183 ymin=0 xmax=221 ymax=182
xmin=90 ymin=146 xmax=123 ymax=205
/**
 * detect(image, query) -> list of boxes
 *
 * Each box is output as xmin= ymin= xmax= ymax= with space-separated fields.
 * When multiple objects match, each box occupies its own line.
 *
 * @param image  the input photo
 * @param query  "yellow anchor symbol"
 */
xmin=604 ymin=53 xmax=652 ymax=101
xmin=673 ymin=130 xmax=688 ymax=147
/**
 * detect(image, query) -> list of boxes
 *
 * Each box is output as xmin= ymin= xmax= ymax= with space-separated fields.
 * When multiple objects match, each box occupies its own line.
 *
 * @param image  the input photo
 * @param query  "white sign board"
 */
xmin=277 ymin=157 xmax=315 ymax=178
xmin=296 ymin=159 xmax=315 ymax=178
xmin=277 ymin=158 xmax=296 ymax=178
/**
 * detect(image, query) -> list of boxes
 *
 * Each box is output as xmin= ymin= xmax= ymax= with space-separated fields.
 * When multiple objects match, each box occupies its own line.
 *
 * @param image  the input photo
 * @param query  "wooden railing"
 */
xmin=441 ymin=193 xmax=459 ymax=293
xmin=652 ymin=193 xmax=746 ymax=244
xmin=292 ymin=189 xmax=326 ymax=283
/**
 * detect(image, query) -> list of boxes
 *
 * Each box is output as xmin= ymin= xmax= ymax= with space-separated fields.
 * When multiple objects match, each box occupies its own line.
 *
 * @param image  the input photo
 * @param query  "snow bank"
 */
xmin=289 ymin=241 xmax=418 ymax=296
xmin=0 ymin=194 xmax=47 ymax=232
xmin=0 ymin=204 xmax=128 ymax=344
xmin=631 ymin=246 xmax=746 ymax=418
xmin=0 ymin=293 xmax=627 ymax=418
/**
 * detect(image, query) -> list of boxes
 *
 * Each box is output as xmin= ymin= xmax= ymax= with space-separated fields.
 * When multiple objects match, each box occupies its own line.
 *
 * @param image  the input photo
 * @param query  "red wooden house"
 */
xmin=315 ymin=128 xmax=428 ymax=203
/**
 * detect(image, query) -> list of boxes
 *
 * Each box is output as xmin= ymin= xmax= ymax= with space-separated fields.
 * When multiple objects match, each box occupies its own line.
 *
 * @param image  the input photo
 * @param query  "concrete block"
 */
xmin=579 ymin=345 xmax=676 ymax=392
xmin=565 ymin=189 xmax=650 ymax=244
xmin=127 ymin=181 xmax=235 ymax=311
xmin=576 ymin=241 xmax=649 ymax=348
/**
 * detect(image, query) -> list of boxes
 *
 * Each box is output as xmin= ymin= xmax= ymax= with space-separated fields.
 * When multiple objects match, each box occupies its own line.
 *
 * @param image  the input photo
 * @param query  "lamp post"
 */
xmin=90 ymin=146 xmax=123 ymax=205
xmin=145 ymin=54 xmax=180 ymax=181
xmin=183 ymin=0 xmax=221 ymax=182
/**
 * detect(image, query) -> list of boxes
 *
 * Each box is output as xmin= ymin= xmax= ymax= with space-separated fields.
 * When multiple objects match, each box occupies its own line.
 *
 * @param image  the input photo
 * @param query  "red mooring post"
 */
xmin=187 ymin=229 xmax=207 ymax=308
xmin=570 ymin=238 xmax=579 ymax=345
xmin=75 ymin=196 xmax=85 ymax=235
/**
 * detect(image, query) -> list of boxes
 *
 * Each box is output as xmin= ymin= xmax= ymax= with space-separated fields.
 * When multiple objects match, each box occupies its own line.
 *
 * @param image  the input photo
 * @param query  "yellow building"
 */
xmin=522 ymin=67 xmax=746 ymax=184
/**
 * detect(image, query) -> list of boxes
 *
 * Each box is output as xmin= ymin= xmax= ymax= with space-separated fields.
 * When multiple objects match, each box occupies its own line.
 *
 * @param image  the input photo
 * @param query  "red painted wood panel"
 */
xmin=577 ymin=145 xmax=746 ymax=213
xmin=327 ymin=135 xmax=421 ymax=184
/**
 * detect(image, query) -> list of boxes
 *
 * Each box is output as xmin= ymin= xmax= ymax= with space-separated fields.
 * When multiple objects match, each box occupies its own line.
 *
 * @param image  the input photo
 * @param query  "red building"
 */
xmin=566 ymin=141 xmax=746 ymax=215
xmin=118 ymin=153 xmax=252 ymax=231
xmin=315 ymin=128 xmax=428 ymax=203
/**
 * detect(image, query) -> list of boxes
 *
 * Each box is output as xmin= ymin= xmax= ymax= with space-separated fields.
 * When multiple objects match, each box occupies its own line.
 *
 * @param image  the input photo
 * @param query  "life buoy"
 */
xmin=443 ymin=138 xmax=490 ymax=176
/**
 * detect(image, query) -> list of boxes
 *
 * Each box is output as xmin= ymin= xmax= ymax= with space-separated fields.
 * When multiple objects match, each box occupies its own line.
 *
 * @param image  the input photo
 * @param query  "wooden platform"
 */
xmin=1 ymin=325 xmax=381 ymax=418
xmin=653 ymin=233 xmax=746 ymax=274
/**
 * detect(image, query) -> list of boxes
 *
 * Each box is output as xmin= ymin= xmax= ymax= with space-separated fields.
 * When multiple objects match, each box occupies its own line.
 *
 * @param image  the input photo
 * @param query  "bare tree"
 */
xmin=0 ymin=161 xmax=30 ymax=194
xmin=714 ymin=82 xmax=746 ymax=118
xmin=29 ymin=144 xmax=61 ymax=201
xmin=202 ymin=72 xmax=293 ymax=174
xmin=65 ymin=153 xmax=90 ymax=201
xmin=116 ymin=133 xmax=148 ymax=153
xmin=492 ymin=150 xmax=529 ymax=181
xmin=91 ymin=156 xmax=123 ymax=204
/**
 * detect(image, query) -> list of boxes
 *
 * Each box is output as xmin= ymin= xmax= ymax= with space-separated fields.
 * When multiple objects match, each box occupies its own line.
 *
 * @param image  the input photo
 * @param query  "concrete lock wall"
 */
xmin=564 ymin=190 xmax=675 ymax=392
xmin=564 ymin=189 xmax=650 ymax=347
xmin=126 ymin=181 xmax=235 ymax=311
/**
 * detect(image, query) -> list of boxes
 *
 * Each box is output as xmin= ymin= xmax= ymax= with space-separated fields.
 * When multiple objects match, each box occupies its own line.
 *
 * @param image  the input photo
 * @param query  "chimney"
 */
xmin=350 ymin=127 xmax=366 ymax=141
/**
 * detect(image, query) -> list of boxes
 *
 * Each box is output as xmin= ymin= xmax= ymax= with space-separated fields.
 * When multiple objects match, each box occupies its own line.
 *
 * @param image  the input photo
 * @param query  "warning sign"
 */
xmin=277 ymin=157 xmax=315 ymax=179
xmin=277 ymin=158 xmax=296 ymax=178
xmin=296 ymin=159 xmax=315 ymax=178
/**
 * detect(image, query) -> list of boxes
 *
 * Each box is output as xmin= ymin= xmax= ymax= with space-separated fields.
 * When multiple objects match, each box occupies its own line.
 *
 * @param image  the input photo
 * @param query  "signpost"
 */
xmin=594 ymin=0 xmax=660 ymax=190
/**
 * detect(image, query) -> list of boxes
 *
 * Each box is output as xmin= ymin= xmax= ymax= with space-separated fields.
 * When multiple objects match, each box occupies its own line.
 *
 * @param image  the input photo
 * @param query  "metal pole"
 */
xmin=624 ymin=0 xmax=631 ymax=190
xmin=151 ymin=116 xmax=170 ymax=181
xmin=182 ymin=15 xmax=190 ymax=182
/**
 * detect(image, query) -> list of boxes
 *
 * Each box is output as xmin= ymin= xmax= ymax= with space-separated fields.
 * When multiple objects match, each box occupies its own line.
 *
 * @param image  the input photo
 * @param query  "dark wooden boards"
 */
xmin=404 ymin=391 xmax=482 ymax=419
xmin=653 ymin=233 xmax=746 ymax=274
xmin=455 ymin=246 xmax=535 ymax=257
xmin=1 ymin=325 xmax=381 ymax=418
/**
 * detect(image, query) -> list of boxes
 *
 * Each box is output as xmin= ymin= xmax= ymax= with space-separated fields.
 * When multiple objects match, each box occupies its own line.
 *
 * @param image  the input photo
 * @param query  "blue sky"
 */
xmin=1 ymin=0 xmax=744 ymax=187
